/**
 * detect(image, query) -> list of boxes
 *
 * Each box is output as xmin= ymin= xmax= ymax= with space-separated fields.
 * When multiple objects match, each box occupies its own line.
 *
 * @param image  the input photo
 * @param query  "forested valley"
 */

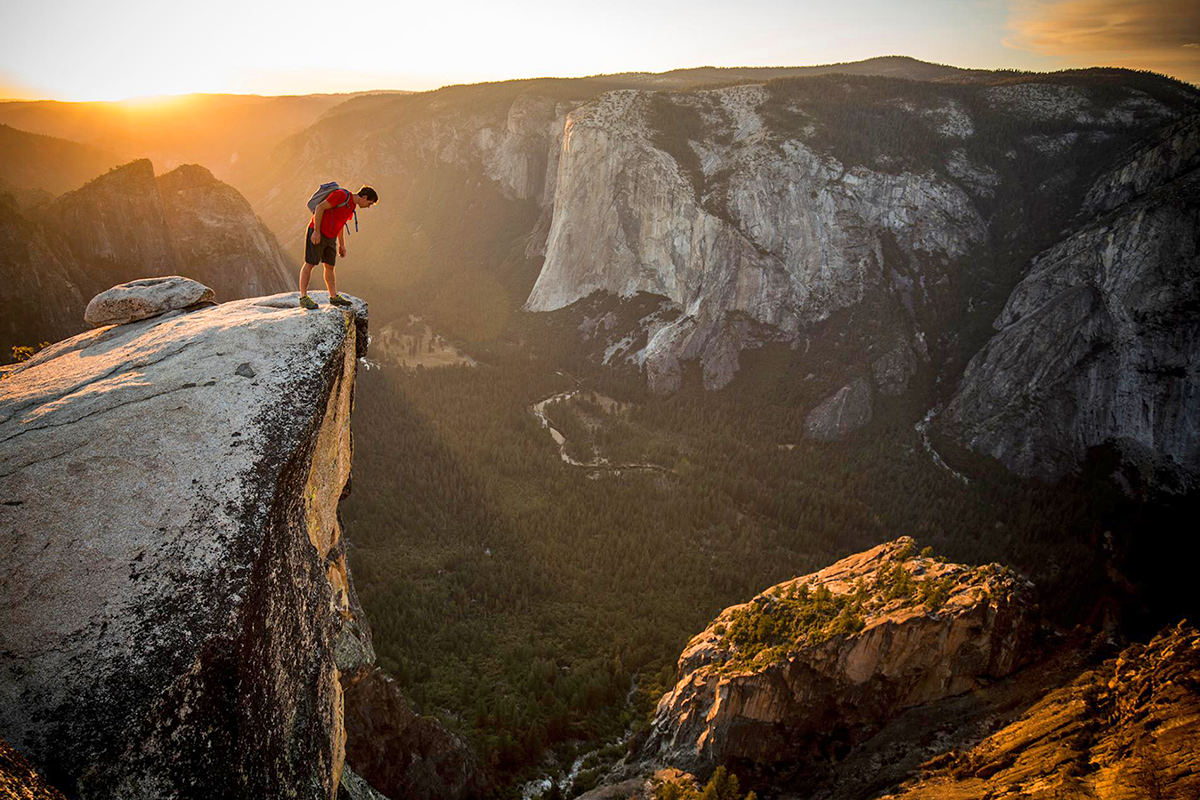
xmin=339 ymin=313 xmax=1191 ymax=797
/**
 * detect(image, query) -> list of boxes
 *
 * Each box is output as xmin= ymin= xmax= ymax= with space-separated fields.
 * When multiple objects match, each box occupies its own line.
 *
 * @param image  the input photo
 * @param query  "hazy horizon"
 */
xmin=0 ymin=54 xmax=1196 ymax=108
xmin=2 ymin=0 xmax=1197 ymax=102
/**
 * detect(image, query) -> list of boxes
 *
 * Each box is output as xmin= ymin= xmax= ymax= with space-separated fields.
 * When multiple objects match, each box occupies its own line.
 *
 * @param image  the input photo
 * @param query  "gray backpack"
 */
xmin=306 ymin=182 xmax=358 ymax=233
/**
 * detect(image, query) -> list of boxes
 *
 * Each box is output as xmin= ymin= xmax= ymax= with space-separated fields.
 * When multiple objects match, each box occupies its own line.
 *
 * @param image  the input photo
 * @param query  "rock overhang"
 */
xmin=0 ymin=289 xmax=369 ymax=797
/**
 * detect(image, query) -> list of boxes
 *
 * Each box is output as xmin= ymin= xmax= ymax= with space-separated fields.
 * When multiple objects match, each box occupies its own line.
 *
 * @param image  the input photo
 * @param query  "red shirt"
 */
xmin=311 ymin=189 xmax=355 ymax=238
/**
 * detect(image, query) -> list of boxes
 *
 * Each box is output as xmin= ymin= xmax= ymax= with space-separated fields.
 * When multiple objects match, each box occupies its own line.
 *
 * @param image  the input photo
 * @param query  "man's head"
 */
xmin=354 ymin=186 xmax=379 ymax=208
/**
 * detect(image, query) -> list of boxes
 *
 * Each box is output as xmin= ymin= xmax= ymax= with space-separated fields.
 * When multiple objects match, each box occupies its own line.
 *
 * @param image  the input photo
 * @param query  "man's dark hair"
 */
xmin=357 ymin=186 xmax=379 ymax=203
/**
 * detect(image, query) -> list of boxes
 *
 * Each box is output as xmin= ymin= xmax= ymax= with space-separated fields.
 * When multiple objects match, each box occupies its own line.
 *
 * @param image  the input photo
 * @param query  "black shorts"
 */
xmin=304 ymin=226 xmax=337 ymax=266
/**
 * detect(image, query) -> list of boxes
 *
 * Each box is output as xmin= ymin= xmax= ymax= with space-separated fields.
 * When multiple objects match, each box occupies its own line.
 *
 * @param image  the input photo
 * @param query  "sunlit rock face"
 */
xmin=643 ymin=538 xmax=1038 ymax=778
xmin=0 ymin=291 xmax=371 ymax=798
xmin=878 ymin=622 xmax=1200 ymax=800
xmin=0 ymin=736 xmax=67 ymax=800
xmin=526 ymin=86 xmax=985 ymax=392
xmin=935 ymin=115 xmax=1200 ymax=492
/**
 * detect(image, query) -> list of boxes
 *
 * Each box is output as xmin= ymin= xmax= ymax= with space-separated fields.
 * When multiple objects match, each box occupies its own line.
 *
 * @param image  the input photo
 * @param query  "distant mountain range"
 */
xmin=0 ymin=91 xmax=406 ymax=185
xmin=2 ymin=56 xmax=1197 ymax=486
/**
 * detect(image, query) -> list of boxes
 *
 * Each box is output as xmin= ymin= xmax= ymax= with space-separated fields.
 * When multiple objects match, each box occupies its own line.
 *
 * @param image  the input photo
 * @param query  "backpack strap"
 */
xmin=337 ymin=189 xmax=357 ymax=235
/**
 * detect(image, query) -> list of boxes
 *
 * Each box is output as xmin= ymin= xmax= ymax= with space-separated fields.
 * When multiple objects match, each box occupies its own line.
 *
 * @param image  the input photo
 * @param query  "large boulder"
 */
xmin=83 ymin=276 xmax=216 ymax=326
xmin=643 ymin=538 xmax=1039 ymax=779
xmin=0 ymin=291 xmax=370 ymax=798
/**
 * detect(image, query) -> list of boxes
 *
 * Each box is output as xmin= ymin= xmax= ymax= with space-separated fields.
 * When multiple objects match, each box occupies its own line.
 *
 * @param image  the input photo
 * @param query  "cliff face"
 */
xmin=643 ymin=538 xmax=1038 ymax=779
xmin=523 ymin=75 xmax=1195 ymax=392
xmin=0 ymin=193 xmax=90 ymax=358
xmin=935 ymin=115 xmax=1200 ymax=491
xmin=343 ymin=669 xmax=484 ymax=800
xmin=525 ymin=85 xmax=985 ymax=392
xmin=0 ymin=291 xmax=372 ymax=798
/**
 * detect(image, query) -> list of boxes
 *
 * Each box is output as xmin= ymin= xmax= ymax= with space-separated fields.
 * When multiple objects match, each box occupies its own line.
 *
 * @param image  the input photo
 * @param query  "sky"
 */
xmin=1 ymin=0 xmax=1197 ymax=101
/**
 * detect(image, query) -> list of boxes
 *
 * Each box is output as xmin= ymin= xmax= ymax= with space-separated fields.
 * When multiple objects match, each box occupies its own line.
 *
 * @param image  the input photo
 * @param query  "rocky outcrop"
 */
xmin=879 ymin=622 xmax=1200 ymax=800
xmin=0 ymin=290 xmax=371 ymax=798
xmin=43 ymin=159 xmax=178 ymax=282
xmin=643 ymin=538 xmax=1038 ymax=778
xmin=83 ymin=276 xmax=216 ymax=326
xmin=343 ymin=669 xmax=483 ymax=800
xmin=935 ymin=115 xmax=1200 ymax=492
xmin=0 ymin=192 xmax=89 ymax=359
xmin=338 ymin=765 xmax=391 ymax=800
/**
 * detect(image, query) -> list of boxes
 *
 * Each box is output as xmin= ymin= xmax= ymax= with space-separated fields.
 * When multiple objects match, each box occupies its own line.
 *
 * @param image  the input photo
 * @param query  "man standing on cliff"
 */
xmin=299 ymin=185 xmax=379 ymax=309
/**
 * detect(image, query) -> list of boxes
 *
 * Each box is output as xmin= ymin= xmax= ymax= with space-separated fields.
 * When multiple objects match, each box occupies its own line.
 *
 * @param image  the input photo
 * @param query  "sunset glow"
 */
xmin=2 ymin=0 xmax=1196 ymax=102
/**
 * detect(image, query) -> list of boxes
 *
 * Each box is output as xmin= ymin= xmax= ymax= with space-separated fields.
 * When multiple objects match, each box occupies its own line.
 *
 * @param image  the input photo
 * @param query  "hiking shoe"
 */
xmin=299 ymin=295 xmax=318 ymax=310
xmin=329 ymin=294 xmax=352 ymax=307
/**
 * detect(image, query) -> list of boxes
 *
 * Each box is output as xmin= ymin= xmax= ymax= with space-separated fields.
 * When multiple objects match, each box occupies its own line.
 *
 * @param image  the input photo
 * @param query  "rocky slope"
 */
xmin=934 ymin=114 xmax=1200 ymax=492
xmin=157 ymin=162 xmax=295 ymax=300
xmin=0 ymin=290 xmax=372 ymax=797
xmin=0 ymin=191 xmax=90 ymax=358
xmin=1 ymin=159 xmax=292 ymax=360
xmin=44 ymin=159 xmax=177 ymax=282
xmin=643 ymin=538 xmax=1039 ymax=780
xmin=45 ymin=159 xmax=294 ymax=300
xmin=878 ymin=622 xmax=1200 ymax=800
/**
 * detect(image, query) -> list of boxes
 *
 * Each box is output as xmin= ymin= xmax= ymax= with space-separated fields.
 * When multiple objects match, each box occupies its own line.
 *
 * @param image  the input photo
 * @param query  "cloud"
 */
xmin=1006 ymin=0 xmax=1200 ymax=83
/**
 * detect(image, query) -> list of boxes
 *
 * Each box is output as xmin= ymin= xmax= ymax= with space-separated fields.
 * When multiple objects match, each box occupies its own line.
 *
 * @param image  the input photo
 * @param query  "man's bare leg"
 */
xmin=299 ymin=262 xmax=316 ymax=296
xmin=323 ymin=263 xmax=337 ymax=298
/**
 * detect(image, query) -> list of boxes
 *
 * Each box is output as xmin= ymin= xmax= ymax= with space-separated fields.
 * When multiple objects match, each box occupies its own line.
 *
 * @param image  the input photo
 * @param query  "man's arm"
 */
xmin=311 ymin=199 xmax=333 ymax=243
xmin=338 ymin=226 xmax=347 ymax=257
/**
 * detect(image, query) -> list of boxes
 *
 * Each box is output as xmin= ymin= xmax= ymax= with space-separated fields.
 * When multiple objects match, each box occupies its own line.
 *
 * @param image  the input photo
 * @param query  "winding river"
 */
xmin=530 ymin=392 xmax=670 ymax=474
